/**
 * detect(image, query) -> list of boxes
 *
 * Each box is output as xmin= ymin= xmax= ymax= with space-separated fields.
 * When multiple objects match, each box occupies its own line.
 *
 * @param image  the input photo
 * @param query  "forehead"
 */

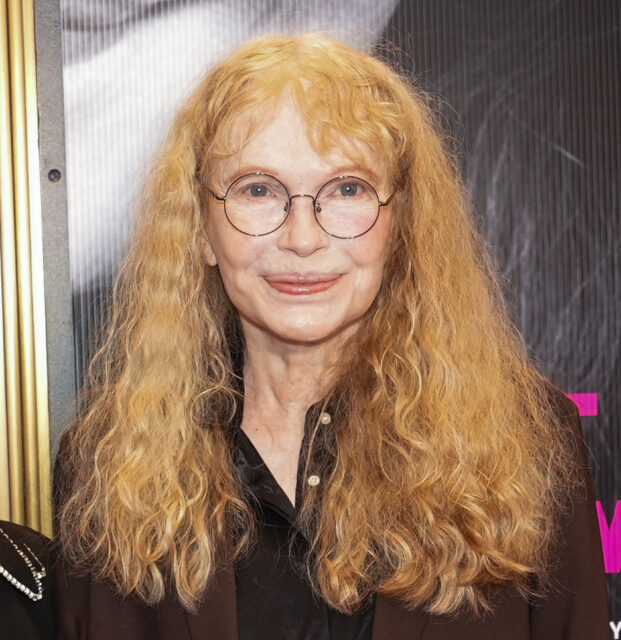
xmin=211 ymin=96 xmax=389 ymax=188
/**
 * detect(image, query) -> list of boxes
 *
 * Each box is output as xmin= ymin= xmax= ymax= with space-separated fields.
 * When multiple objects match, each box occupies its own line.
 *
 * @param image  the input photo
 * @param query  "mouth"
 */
xmin=264 ymin=273 xmax=341 ymax=296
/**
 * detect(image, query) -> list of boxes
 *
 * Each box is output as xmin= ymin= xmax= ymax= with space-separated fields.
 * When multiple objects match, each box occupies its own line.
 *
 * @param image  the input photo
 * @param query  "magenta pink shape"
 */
xmin=596 ymin=501 xmax=621 ymax=573
xmin=566 ymin=392 xmax=599 ymax=416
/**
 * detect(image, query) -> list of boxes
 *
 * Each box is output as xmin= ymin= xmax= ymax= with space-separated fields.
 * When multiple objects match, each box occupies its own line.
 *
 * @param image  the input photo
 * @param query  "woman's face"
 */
xmin=204 ymin=97 xmax=393 ymax=347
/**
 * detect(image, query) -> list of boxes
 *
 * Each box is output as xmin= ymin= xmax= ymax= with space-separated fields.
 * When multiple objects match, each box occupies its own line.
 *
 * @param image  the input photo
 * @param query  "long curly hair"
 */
xmin=56 ymin=34 xmax=577 ymax=615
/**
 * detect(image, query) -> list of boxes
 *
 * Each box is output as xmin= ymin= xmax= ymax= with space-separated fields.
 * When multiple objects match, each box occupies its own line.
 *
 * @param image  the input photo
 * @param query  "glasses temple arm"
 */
xmin=206 ymin=186 xmax=226 ymax=202
xmin=379 ymin=190 xmax=396 ymax=207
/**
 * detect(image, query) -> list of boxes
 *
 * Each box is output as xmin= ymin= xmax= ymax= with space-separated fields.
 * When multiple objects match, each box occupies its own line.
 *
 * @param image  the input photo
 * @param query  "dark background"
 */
xmin=378 ymin=0 xmax=620 ymax=619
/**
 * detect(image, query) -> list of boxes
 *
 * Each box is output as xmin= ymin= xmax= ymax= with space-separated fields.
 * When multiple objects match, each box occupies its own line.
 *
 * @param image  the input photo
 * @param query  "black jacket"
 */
xmin=53 ymin=392 xmax=609 ymax=639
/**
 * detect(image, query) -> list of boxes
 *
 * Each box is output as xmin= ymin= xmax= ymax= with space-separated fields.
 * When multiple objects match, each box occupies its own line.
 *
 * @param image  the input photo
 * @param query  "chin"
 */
xmin=271 ymin=327 xmax=335 ymax=345
xmin=266 ymin=318 xmax=360 ymax=347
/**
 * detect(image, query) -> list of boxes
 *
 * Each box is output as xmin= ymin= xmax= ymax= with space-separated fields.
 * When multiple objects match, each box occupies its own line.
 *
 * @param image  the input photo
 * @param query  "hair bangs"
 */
xmin=204 ymin=39 xmax=407 ymax=187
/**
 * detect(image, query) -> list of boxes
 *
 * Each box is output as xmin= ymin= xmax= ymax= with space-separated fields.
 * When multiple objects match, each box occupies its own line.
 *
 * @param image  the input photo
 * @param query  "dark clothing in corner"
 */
xmin=0 ymin=520 xmax=54 ymax=640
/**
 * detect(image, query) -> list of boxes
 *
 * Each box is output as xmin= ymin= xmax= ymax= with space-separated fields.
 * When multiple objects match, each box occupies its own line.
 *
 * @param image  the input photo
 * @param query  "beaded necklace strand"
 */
xmin=0 ymin=525 xmax=46 ymax=601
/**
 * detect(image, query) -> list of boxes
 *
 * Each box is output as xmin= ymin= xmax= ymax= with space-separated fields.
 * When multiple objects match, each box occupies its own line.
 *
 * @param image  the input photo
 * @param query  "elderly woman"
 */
xmin=53 ymin=35 xmax=608 ymax=639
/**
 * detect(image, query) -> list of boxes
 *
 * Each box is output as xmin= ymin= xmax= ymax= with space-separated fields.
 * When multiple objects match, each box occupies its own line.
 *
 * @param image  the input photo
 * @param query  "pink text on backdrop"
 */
xmin=596 ymin=501 xmax=621 ymax=573
xmin=566 ymin=393 xmax=599 ymax=416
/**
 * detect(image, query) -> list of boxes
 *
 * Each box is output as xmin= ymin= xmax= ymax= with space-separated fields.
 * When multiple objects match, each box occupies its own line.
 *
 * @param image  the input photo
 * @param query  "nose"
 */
xmin=276 ymin=194 xmax=329 ymax=256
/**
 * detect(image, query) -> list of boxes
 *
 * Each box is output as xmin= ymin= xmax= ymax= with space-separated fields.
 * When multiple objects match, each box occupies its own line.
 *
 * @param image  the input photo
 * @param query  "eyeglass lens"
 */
xmin=223 ymin=174 xmax=381 ymax=238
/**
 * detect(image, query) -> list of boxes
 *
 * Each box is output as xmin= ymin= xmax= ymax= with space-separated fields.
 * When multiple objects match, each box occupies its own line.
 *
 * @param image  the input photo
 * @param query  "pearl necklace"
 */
xmin=0 ymin=525 xmax=46 ymax=601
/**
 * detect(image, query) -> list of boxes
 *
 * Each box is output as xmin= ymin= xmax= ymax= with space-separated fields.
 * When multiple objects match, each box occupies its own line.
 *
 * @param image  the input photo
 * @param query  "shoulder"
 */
xmin=0 ymin=520 xmax=53 ymax=640
xmin=543 ymin=381 xmax=587 ymax=464
xmin=529 ymin=383 xmax=610 ymax=638
xmin=51 ymin=555 xmax=192 ymax=640
xmin=544 ymin=381 xmax=580 ymax=426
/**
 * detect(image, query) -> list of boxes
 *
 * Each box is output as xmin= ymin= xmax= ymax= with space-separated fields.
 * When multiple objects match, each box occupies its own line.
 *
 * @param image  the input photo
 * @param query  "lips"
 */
xmin=264 ymin=274 xmax=341 ymax=295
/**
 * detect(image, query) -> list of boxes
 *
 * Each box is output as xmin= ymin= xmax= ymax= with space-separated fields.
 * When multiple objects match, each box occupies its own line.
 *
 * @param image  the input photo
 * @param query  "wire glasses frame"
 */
xmin=206 ymin=172 xmax=396 ymax=239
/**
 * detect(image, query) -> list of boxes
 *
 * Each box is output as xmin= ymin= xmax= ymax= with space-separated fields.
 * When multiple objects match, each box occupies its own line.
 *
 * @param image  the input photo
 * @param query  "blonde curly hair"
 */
xmin=56 ymin=33 xmax=577 ymax=616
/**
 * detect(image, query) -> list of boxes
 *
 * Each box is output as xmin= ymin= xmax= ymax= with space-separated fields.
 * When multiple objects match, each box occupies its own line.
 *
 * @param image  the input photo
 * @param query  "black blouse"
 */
xmin=234 ymin=414 xmax=375 ymax=640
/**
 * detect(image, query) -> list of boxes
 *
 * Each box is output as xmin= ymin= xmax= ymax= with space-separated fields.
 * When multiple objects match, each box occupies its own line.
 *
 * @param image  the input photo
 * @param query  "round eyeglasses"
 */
xmin=207 ymin=172 xmax=395 ymax=239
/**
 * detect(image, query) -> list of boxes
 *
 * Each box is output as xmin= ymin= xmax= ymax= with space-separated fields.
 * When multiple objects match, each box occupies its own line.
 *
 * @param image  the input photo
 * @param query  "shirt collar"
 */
xmin=232 ymin=397 xmax=336 ymax=527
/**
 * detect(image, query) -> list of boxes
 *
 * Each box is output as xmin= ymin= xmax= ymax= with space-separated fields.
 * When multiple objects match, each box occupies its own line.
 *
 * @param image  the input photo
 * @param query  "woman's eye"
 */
xmin=339 ymin=182 xmax=361 ymax=197
xmin=249 ymin=184 xmax=269 ymax=197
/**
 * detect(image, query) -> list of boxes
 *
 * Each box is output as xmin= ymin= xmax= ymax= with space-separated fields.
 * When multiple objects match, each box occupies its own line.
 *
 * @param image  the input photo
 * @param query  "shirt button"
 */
xmin=307 ymin=475 xmax=320 ymax=486
xmin=319 ymin=412 xmax=331 ymax=425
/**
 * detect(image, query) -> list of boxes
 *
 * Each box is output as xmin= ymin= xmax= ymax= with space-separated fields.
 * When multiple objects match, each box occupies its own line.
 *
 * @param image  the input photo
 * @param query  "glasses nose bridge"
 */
xmin=288 ymin=192 xmax=319 ymax=213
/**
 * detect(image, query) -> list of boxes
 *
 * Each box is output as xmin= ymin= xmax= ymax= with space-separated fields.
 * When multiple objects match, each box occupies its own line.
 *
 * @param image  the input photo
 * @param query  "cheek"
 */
xmin=355 ymin=224 xmax=392 ymax=279
xmin=210 ymin=235 xmax=265 ymax=297
xmin=206 ymin=213 xmax=254 ymax=273
xmin=350 ymin=228 xmax=392 ymax=308
xmin=216 ymin=251 xmax=253 ymax=291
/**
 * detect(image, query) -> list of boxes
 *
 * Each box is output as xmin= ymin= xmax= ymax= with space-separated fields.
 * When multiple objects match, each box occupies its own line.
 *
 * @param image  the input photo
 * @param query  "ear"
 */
xmin=203 ymin=231 xmax=218 ymax=266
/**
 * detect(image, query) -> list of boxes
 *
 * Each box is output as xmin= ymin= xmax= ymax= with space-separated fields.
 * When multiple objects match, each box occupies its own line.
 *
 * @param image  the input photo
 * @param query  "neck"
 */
xmin=238 ymin=321 xmax=354 ymax=505
xmin=241 ymin=322 xmax=348 ymax=443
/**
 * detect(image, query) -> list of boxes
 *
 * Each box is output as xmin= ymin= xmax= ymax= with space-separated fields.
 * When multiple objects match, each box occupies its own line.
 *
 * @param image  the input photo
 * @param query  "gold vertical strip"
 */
xmin=8 ymin=0 xmax=39 ymax=530
xmin=22 ymin=0 xmax=51 ymax=536
xmin=0 ymin=3 xmax=11 ymax=521
xmin=0 ymin=0 xmax=24 ymax=525
xmin=0 ymin=258 xmax=8 ymax=522
xmin=0 ymin=0 xmax=52 ymax=533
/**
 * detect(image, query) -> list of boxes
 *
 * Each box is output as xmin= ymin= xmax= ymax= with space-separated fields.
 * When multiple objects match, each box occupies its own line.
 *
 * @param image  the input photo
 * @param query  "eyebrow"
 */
xmin=331 ymin=164 xmax=383 ymax=184
xmin=221 ymin=164 xmax=384 ymax=188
